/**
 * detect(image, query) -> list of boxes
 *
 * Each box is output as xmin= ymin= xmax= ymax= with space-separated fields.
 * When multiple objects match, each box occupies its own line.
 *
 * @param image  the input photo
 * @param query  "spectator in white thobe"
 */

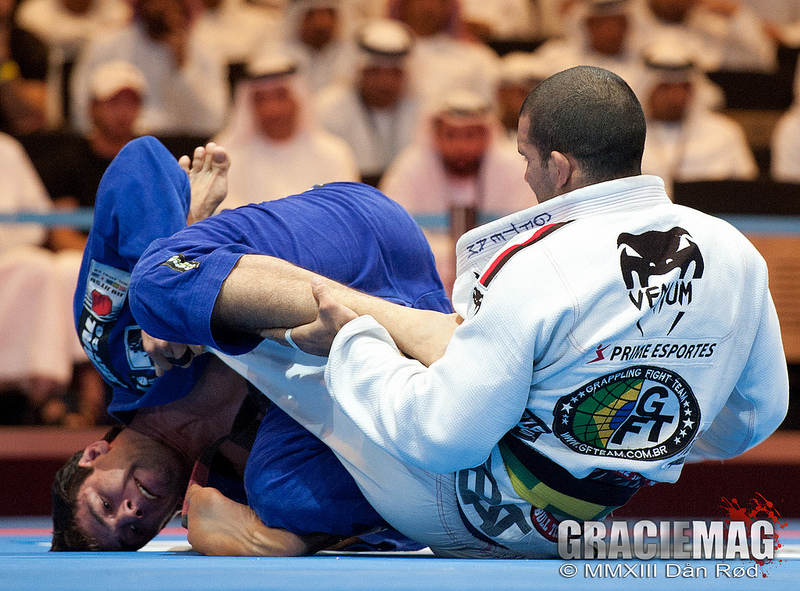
xmin=253 ymin=0 xmax=359 ymax=95
xmin=380 ymin=90 xmax=535 ymax=289
xmin=639 ymin=40 xmax=759 ymax=193
xmin=0 ymin=132 xmax=85 ymax=423
xmin=630 ymin=0 xmax=776 ymax=72
xmin=388 ymin=0 xmax=500 ymax=106
xmin=214 ymin=54 xmax=359 ymax=209
xmin=315 ymin=18 xmax=423 ymax=182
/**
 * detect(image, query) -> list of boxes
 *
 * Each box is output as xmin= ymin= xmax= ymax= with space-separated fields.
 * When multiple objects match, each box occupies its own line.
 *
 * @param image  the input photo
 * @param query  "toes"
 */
xmin=192 ymin=146 xmax=206 ymax=173
xmin=179 ymin=154 xmax=191 ymax=174
xmin=210 ymin=146 xmax=231 ymax=171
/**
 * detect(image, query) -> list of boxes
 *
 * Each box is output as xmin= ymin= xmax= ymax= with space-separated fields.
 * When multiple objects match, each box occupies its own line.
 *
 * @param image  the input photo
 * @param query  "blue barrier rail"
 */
xmin=2 ymin=208 xmax=800 ymax=236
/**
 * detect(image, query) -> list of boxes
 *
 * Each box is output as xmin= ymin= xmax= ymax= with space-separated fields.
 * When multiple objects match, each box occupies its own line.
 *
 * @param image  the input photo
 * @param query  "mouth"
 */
xmin=135 ymin=478 xmax=159 ymax=500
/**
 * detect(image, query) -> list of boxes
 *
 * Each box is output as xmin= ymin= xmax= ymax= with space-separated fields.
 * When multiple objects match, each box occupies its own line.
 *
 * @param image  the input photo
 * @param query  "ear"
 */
xmin=549 ymin=151 xmax=574 ymax=190
xmin=78 ymin=440 xmax=111 ymax=468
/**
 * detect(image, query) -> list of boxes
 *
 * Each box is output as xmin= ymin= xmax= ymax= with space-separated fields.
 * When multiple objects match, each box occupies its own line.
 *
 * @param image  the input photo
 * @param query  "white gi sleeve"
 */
xmin=686 ymin=291 xmax=789 ymax=462
xmin=325 ymin=250 xmax=561 ymax=474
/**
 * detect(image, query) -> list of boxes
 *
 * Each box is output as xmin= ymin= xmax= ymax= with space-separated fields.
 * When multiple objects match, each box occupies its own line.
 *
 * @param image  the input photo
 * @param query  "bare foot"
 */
xmin=184 ymin=485 xmax=316 ymax=556
xmin=182 ymin=142 xmax=230 ymax=224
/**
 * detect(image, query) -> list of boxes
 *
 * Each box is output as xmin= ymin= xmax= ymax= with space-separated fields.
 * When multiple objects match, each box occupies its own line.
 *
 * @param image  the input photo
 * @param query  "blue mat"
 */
xmin=2 ymin=517 xmax=798 ymax=590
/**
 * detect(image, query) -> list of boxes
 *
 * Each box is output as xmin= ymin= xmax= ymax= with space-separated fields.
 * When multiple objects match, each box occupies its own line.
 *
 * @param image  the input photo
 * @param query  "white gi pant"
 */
xmin=212 ymin=341 xmax=554 ymax=558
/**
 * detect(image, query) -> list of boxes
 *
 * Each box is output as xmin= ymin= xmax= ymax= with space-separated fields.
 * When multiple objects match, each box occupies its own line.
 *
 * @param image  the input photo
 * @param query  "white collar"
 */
xmin=451 ymin=175 xmax=670 ymax=315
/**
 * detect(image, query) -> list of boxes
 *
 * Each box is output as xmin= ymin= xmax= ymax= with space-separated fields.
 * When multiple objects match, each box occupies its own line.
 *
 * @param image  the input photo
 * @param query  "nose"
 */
xmin=120 ymin=498 xmax=143 ymax=518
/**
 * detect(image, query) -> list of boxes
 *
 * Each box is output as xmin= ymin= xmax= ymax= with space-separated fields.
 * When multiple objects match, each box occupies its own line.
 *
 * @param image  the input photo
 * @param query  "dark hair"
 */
xmin=520 ymin=65 xmax=646 ymax=183
xmin=50 ymin=426 xmax=124 ymax=551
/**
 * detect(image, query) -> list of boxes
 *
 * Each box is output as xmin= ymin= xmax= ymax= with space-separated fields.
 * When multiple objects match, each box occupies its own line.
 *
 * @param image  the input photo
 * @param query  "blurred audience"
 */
xmin=215 ymin=54 xmax=359 ymax=208
xmin=632 ymin=0 xmax=776 ymax=72
xmin=770 ymin=104 xmax=800 ymax=182
xmin=495 ymin=51 xmax=551 ymax=149
xmin=39 ymin=61 xmax=146 ymax=252
xmin=458 ymin=0 xmax=534 ymax=41
xmin=639 ymin=40 xmax=758 ymax=192
xmin=770 ymin=72 xmax=800 ymax=183
xmin=70 ymin=0 xmax=229 ymax=136
xmin=195 ymin=0 xmax=279 ymax=65
xmin=533 ymin=0 xmax=649 ymax=95
xmin=315 ymin=18 xmax=422 ymax=182
xmin=254 ymin=0 xmax=358 ymax=95
xmin=0 ymin=131 xmax=88 ymax=426
xmin=15 ymin=0 xmax=129 ymax=58
xmin=388 ymin=0 xmax=500 ymax=106
xmin=380 ymin=90 xmax=534 ymax=288
xmin=0 ymin=0 xmax=49 ymax=135
xmin=15 ymin=0 xmax=131 ymax=126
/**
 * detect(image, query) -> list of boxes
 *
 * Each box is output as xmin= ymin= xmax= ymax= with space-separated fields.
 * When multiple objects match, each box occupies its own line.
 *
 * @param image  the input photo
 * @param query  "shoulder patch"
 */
xmin=479 ymin=220 xmax=573 ymax=288
xmin=161 ymin=253 xmax=200 ymax=273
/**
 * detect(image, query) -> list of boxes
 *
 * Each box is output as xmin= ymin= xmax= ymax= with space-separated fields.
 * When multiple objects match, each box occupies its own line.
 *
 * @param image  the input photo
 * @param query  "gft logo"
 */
xmin=553 ymin=366 xmax=700 ymax=460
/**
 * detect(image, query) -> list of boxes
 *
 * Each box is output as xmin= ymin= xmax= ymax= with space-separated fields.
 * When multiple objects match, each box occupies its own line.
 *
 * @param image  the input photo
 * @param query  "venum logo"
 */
xmin=617 ymin=228 xmax=703 ymax=333
xmin=553 ymin=366 xmax=700 ymax=461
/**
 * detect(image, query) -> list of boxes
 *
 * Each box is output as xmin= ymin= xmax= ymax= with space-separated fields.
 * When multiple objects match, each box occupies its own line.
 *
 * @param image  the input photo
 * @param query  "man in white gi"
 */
xmin=315 ymin=18 xmax=422 ymax=183
xmin=639 ymin=40 xmax=758 ymax=192
xmin=380 ymin=89 xmax=534 ymax=289
xmin=130 ymin=66 xmax=788 ymax=557
xmin=213 ymin=54 xmax=359 ymax=209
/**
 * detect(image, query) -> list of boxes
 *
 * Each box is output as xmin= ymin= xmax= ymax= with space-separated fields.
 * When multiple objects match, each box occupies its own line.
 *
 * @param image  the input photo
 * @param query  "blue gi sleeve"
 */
xmin=129 ymin=182 xmax=452 ymax=355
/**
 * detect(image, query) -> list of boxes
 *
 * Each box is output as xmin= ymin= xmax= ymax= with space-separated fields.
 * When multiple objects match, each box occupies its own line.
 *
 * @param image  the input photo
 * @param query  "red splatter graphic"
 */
xmin=720 ymin=493 xmax=788 ymax=577
xmin=91 ymin=289 xmax=112 ymax=316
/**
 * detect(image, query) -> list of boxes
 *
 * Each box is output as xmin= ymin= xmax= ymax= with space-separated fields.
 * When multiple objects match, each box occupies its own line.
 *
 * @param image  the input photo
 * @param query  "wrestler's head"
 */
xmin=52 ymin=427 xmax=188 ymax=551
xmin=518 ymin=65 xmax=645 ymax=202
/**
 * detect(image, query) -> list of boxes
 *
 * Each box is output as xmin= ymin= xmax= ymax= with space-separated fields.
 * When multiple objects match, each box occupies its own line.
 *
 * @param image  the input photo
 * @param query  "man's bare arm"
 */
xmin=211 ymin=254 xmax=460 ymax=366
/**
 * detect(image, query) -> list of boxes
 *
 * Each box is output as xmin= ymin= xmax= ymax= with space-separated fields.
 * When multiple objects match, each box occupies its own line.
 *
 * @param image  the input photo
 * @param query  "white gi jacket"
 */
xmin=326 ymin=175 xmax=788 ymax=546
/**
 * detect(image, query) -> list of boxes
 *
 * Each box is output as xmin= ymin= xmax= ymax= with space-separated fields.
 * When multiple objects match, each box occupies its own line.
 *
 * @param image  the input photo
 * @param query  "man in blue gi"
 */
xmin=52 ymin=136 xmax=451 ymax=553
